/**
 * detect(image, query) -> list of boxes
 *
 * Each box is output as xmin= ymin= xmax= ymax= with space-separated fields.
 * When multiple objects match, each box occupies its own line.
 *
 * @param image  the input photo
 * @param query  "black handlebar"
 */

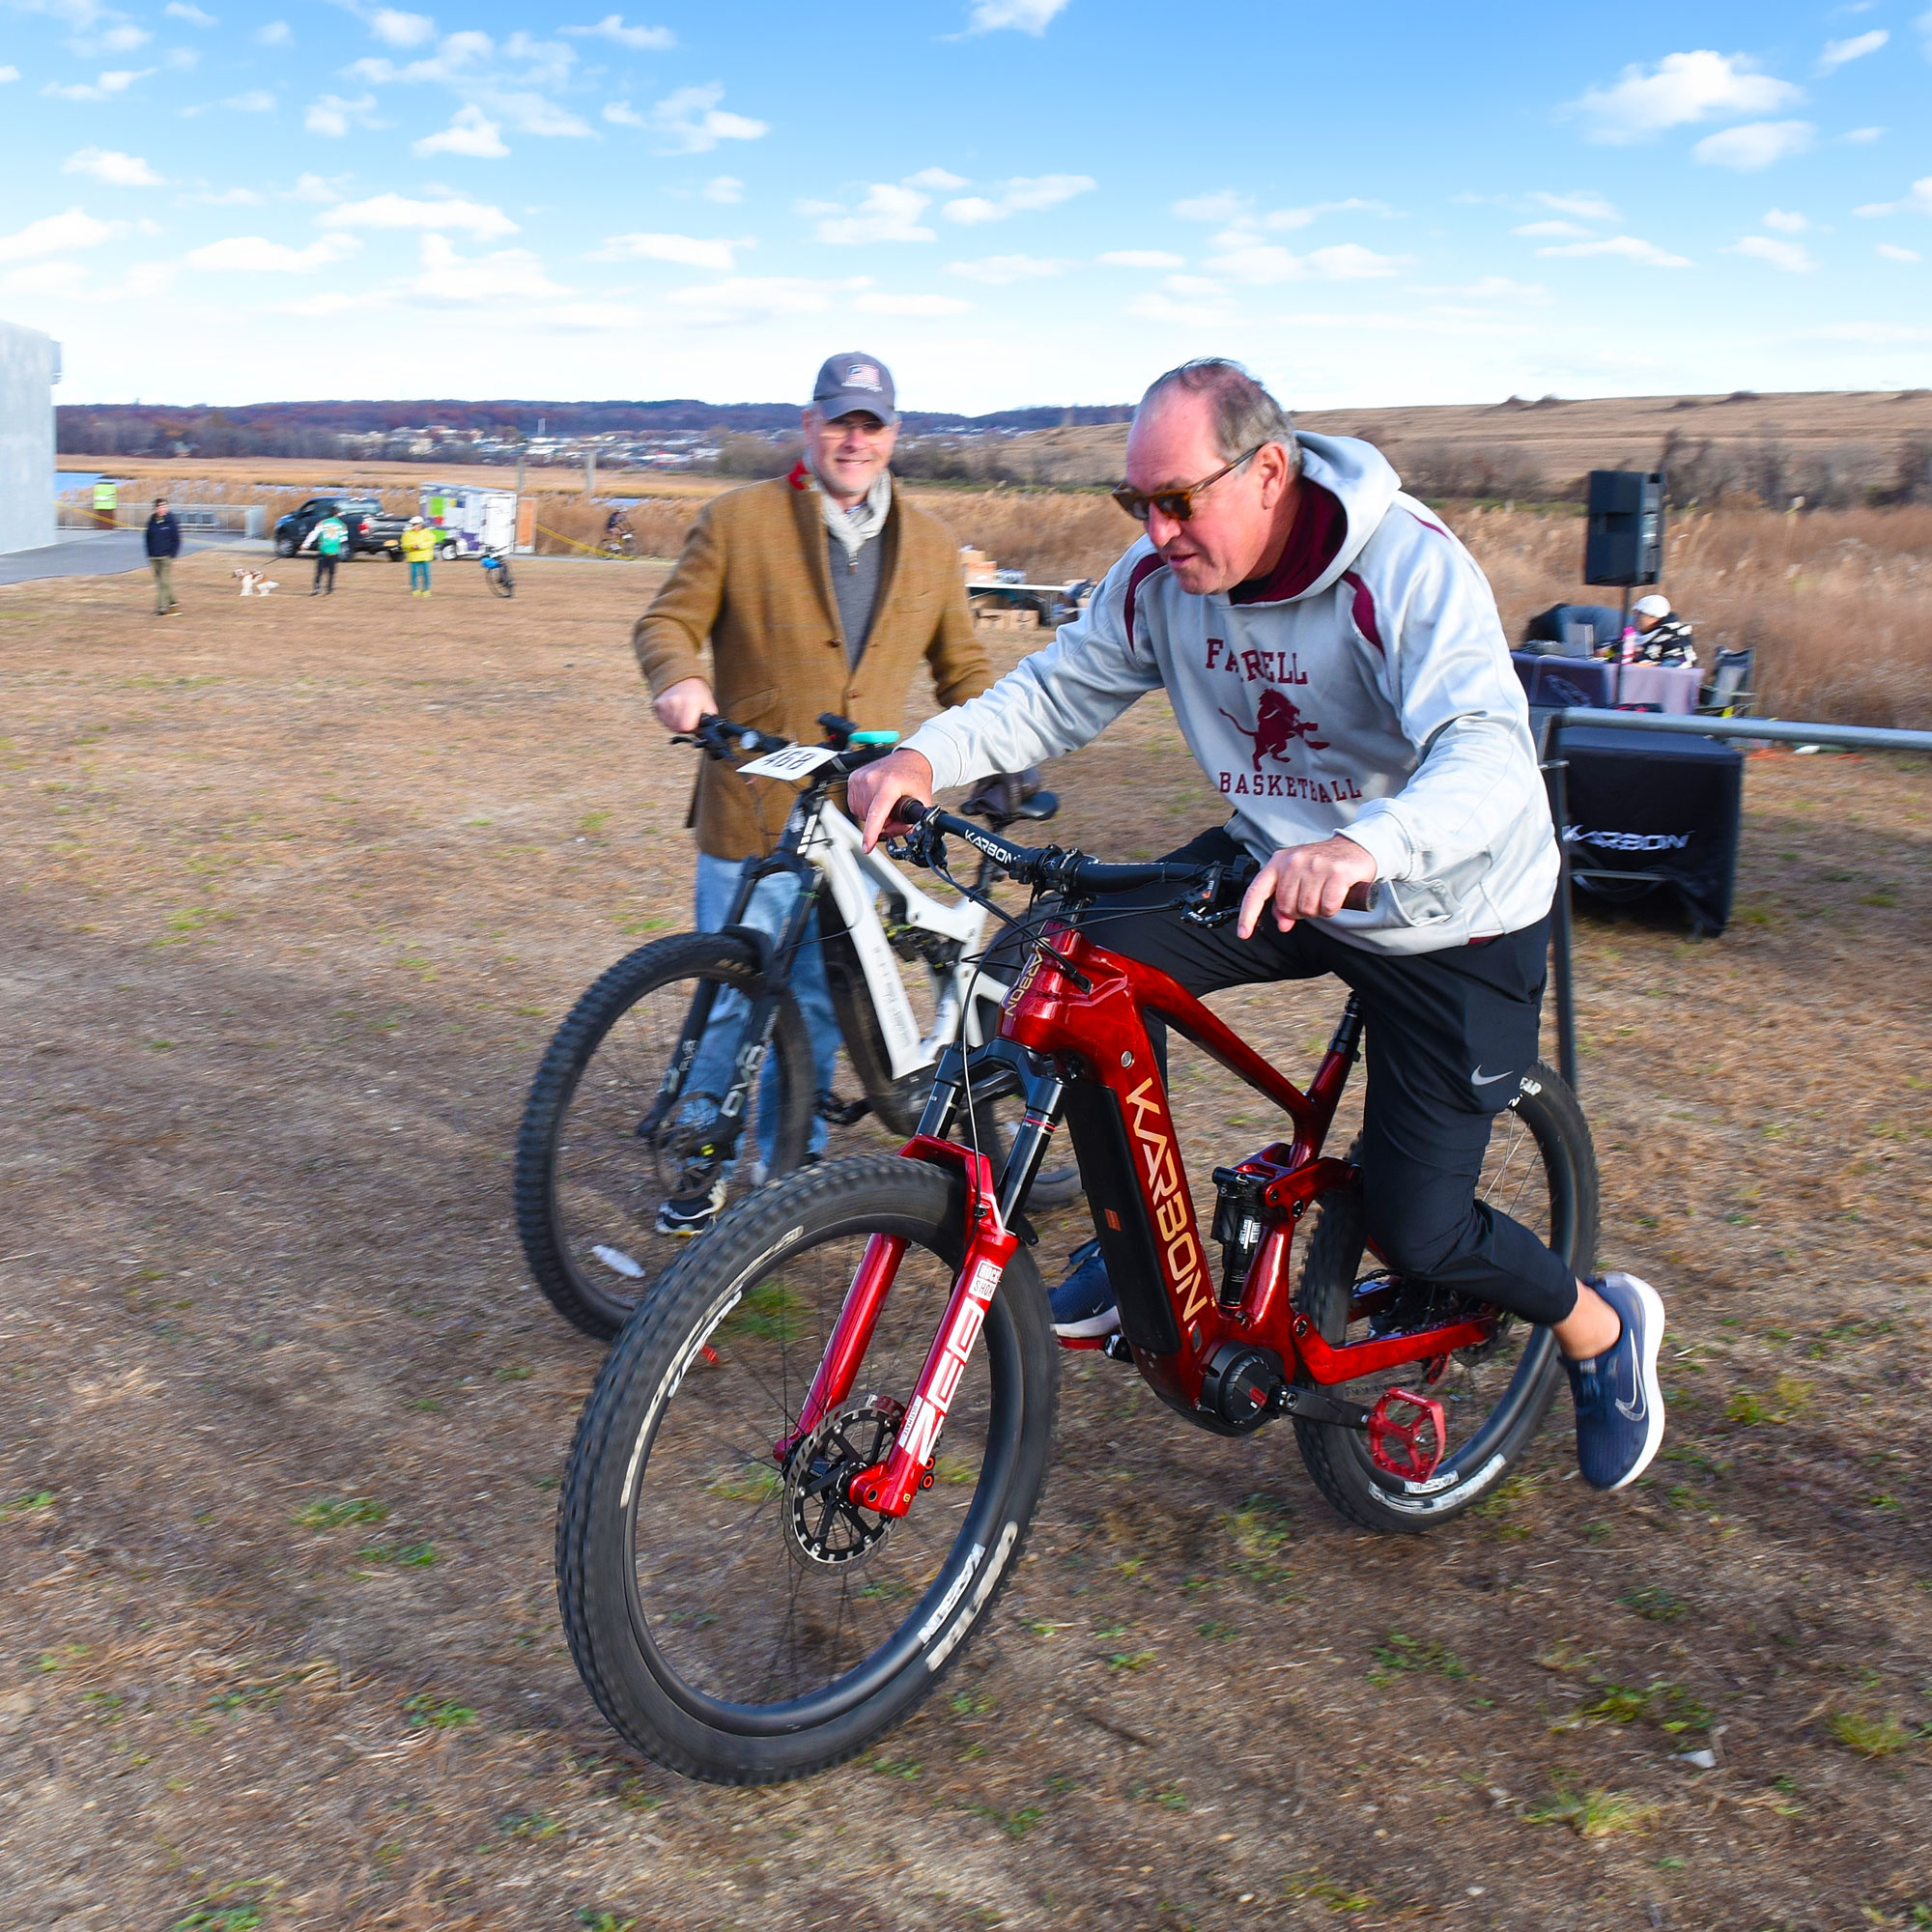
xmin=889 ymin=802 xmax=1374 ymax=915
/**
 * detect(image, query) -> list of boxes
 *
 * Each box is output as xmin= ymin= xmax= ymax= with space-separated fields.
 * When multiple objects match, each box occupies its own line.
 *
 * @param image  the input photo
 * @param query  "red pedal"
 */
xmin=1367 ymin=1387 xmax=1447 ymax=1484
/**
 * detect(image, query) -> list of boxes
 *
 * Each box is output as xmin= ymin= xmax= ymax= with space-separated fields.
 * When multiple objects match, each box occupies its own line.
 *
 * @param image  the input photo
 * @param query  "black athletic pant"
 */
xmin=1093 ymin=826 xmax=1578 ymax=1327
xmin=312 ymin=554 xmax=337 ymax=593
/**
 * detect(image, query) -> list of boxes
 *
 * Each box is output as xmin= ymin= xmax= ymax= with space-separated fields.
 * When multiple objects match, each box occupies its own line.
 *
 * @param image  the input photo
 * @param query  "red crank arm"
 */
xmin=1291 ymin=1311 xmax=1494 ymax=1384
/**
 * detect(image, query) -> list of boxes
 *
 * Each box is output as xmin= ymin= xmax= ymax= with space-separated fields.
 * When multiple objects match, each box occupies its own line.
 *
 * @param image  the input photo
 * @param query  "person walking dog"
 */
xmin=302 ymin=510 xmax=348 ymax=595
xmin=632 ymin=350 xmax=1004 ymax=1234
xmin=145 ymin=498 xmax=182 ymax=616
xmin=401 ymin=516 xmax=436 ymax=597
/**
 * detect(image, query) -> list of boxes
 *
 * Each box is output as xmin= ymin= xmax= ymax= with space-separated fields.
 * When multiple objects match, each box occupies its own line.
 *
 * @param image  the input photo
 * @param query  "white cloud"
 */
xmin=1250 ymin=197 xmax=1398 ymax=232
xmin=1762 ymin=208 xmax=1808 ymax=233
xmin=319 ymin=191 xmax=518 ymax=237
xmin=43 ymin=68 xmax=152 ymax=100
xmin=63 ymin=145 xmax=164 ymax=185
xmin=1513 ymin=219 xmax=1590 ymax=238
xmin=1529 ymin=189 xmax=1619 ymax=221
xmin=1204 ymin=238 xmax=1405 ymax=284
xmin=481 ymin=91 xmax=589 ymax=135
xmin=304 ymin=92 xmax=378 ymax=135
xmin=662 ymin=274 xmax=856 ymax=322
xmin=1692 ymin=121 xmax=1815 ymax=170
xmin=905 ymin=166 xmax=969 ymax=191
xmin=185 ymin=232 xmax=360 ymax=272
xmin=1098 ymin=248 xmax=1182 ymax=269
xmin=164 ymin=1 xmax=216 ymax=23
xmin=190 ymin=185 xmax=263 ymax=204
xmin=701 ymin=175 xmax=742 ymax=203
xmin=1573 ymin=50 xmax=1802 ymax=142
xmin=0 ymin=66 xmax=18 ymax=83
xmin=1727 ymin=234 xmax=1816 ymax=271
xmin=290 ymin=172 xmax=342 ymax=202
xmin=603 ymin=99 xmax=642 ymax=126
xmin=810 ymin=183 xmax=933 ymax=245
xmin=1536 ymin=233 xmax=1693 ymax=267
xmin=5 ymin=259 xmax=90 ymax=294
xmin=964 ymin=0 xmax=1070 ymax=34
xmin=590 ymin=230 xmax=745 ymax=270
xmin=1854 ymin=177 xmax=1932 ymax=216
xmin=1818 ymin=29 xmax=1887 ymax=73
xmin=223 ymin=89 xmax=274 ymax=110
xmin=1411 ymin=274 xmax=1550 ymax=301
xmin=642 ymin=82 xmax=765 ymax=154
xmin=371 ymin=9 xmax=436 ymax=49
xmin=410 ymin=232 xmax=565 ymax=302
xmin=563 ymin=14 xmax=673 ymax=50
xmin=853 ymin=292 xmax=970 ymax=315
xmin=1843 ymin=126 xmax=1884 ymax=143
xmin=256 ymin=19 xmax=290 ymax=44
xmin=1877 ymin=242 xmax=1921 ymax=261
xmin=1307 ymin=242 xmax=1405 ymax=279
xmin=413 ymin=103 xmax=507 ymax=156
xmin=942 ymin=173 xmax=1094 ymax=224
xmin=0 ymin=207 xmax=122 ymax=263
xmin=1172 ymin=190 xmax=1244 ymax=222
xmin=947 ymin=252 xmax=1066 ymax=283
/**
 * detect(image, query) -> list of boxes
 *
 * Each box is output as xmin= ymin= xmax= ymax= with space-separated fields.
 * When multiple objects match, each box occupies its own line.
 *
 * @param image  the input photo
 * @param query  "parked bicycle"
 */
xmin=480 ymin=546 xmax=514 ymax=598
xmin=514 ymin=716 xmax=1082 ymax=1341
xmin=554 ymin=800 xmax=1598 ymax=1782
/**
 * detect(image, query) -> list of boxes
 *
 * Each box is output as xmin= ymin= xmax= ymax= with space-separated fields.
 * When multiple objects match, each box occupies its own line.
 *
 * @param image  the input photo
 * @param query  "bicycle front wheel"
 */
xmin=556 ymin=1154 xmax=1058 ymax=1783
xmin=514 ymin=933 xmax=816 ymax=1341
xmin=1291 ymin=1065 xmax=1599 ymax=1532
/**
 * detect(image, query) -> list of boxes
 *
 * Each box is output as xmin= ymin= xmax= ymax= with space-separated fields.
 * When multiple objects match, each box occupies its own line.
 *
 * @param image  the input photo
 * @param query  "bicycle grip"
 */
xmin=885 ymin=797 xmax=931 ymax=831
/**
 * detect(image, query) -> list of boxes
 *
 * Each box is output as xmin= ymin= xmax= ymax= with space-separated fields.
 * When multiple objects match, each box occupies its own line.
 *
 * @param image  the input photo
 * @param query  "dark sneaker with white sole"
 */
xmin=655 ymin=1178 xmax=726 ymax=1237
xmin=1564 ymin=1270 xmax=1666 ymax=1490
xmin=1049 ymin=1237 xmax=1120 ymax=1340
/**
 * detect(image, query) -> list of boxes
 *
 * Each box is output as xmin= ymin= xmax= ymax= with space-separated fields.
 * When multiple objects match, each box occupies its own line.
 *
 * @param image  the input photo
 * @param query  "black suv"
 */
xmin=272 ymin=497 xmax=407 ymax=560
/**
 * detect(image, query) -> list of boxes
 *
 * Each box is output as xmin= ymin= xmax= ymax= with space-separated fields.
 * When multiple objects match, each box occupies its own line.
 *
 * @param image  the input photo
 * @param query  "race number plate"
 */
xmin=738 ymin=745 xmax=838 ymax=781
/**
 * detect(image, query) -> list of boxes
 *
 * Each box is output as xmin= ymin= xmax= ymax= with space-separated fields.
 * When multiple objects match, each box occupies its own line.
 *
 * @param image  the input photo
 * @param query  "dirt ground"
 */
xmin=2 ymin=550 xmax=1928 ymax=1932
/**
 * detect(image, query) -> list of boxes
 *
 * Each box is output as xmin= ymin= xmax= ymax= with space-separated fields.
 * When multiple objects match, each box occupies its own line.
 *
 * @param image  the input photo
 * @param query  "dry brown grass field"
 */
xmin=1 ymin=548 xmax=1927 ymax=1931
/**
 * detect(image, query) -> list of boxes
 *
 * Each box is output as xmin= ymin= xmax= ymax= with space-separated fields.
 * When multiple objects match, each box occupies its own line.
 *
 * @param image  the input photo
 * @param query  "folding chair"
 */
xmin=1698 ymin=647 xmax=1755 ymax=718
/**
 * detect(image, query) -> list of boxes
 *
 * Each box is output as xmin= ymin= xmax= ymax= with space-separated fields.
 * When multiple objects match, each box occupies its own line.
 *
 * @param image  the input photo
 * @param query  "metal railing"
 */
xmin=1541 ymin=707 xmax=1932 ymax=1092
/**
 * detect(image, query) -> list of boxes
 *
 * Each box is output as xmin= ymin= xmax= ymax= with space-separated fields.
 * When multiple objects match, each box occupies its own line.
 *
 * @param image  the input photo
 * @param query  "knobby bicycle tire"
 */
xmin=1292 ymin=1065 xmax=1599 ymax=1532
xmin=554 ymin=1153 xmax=1059 ymax=1783
xmin=514 ymin=932 xmax=815 ymax=1341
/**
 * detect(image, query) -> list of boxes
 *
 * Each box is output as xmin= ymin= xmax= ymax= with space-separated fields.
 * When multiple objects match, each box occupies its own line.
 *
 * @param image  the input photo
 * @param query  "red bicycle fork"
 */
xmin=774 ymin=1137 xmax=1016 ymax=1522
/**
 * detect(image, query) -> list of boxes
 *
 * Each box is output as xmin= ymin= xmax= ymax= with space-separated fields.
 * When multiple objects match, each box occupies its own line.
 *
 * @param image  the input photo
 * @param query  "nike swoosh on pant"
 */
xmin=1469 ymin=1066 xmax=1514 ymax=1086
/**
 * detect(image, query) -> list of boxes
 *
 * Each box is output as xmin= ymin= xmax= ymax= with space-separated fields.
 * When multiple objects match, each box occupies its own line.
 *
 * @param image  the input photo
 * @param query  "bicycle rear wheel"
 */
xmin=1291 ymin=1065 xmax=1598 ymax=1532
xmin=555 ymin=1153 xmax=1058 ymax=1783
xmin=515 ymin=933 xmax=815 ymax=1341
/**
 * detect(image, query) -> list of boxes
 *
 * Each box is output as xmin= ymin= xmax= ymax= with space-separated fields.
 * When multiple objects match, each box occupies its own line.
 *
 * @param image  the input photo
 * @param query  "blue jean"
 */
xmin=688 ymin=852 xmax=840 ymax=1166
xmin=409 ymin=560 xmax=430 ymax=592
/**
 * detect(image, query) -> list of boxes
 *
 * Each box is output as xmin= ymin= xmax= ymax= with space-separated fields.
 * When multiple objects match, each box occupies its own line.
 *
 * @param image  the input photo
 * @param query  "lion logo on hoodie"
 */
xmin=1219 ymin=689 xmax=1330 ymax=772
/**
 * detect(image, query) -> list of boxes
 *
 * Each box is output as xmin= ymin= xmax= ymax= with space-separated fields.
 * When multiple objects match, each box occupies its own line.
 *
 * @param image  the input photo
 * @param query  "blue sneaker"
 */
xmin=1049 ymin=1237 xmax=1120 ymax=1340
xmin=1564 ymin=1271 xmax=1666 ymax=1490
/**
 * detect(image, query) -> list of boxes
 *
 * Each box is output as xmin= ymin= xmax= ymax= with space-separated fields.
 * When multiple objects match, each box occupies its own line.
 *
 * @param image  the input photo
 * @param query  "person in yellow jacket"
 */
xmin=401 ymin=516 xmax=437 ymax=596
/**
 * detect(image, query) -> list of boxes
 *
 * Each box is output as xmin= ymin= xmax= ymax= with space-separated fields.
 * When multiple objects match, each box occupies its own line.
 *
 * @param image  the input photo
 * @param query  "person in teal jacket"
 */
xmin=303 ymin=512 xmax=349 ymax=595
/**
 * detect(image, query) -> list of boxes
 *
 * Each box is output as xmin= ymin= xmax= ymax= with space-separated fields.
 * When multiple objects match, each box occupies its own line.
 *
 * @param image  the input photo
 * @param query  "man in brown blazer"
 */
xmin=633 ymin=351 xmax=995 ymax=1231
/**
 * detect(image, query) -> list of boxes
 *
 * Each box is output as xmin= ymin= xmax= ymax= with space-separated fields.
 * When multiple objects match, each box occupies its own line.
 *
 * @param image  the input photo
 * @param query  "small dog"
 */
xmin=233 ymin=568 xmax=280 ymax=598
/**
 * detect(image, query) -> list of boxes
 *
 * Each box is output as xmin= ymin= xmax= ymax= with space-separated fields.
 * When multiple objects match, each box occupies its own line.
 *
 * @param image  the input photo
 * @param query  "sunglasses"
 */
xmin=1111 ymin=444 xmax=1264 ymax=524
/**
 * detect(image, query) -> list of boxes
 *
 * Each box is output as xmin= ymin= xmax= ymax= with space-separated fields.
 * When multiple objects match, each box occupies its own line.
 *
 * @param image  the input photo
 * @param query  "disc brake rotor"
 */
xmin=781 ymin=1395 xmax=904 ymax=1568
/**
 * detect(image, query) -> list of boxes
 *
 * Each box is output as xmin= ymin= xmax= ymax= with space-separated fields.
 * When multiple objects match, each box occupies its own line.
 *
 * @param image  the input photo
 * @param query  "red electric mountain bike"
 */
xmin=555 ymin=806 xmax=1598 ymax=1784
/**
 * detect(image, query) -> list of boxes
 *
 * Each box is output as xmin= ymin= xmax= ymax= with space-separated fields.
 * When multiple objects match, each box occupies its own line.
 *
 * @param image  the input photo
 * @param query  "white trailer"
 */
xmin=419 ymin=484 xmax=519 ymax=559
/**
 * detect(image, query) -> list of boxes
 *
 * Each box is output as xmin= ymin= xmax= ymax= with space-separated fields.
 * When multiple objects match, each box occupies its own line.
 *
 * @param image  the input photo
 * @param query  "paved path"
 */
xmin=0 ymin=529 xmax=270 ymax=588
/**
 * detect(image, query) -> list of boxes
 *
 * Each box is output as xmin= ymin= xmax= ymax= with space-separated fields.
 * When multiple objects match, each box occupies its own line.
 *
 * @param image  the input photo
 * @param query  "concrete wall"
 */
xmin=0 ymin=320 xmax=59 ymax=557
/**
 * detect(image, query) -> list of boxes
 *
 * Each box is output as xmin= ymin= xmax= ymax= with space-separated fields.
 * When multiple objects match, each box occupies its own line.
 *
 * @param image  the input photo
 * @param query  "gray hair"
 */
xmin=1137 ymin=358 xmax=1300 ymax=473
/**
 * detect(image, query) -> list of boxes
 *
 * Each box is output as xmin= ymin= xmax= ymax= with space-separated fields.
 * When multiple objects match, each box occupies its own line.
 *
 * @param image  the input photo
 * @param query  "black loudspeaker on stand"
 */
xmin=1583 ymin=468 xmax=1664 ymax=634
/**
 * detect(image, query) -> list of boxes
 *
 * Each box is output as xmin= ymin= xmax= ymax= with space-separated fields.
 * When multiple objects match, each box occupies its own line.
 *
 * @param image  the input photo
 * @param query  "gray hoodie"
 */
xmin=902 ymin=433 xmax=1558 ymax=955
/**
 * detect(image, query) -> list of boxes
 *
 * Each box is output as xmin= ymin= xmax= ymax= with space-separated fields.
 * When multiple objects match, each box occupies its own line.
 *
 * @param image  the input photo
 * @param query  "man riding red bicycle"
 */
xmin=852 ymin=357 xmax=1665 ymax=1494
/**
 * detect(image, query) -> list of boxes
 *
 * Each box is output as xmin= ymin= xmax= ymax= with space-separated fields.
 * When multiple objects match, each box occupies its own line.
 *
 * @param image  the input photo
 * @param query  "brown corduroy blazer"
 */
xmin=632 ymin=469 xmax=990 ymax=861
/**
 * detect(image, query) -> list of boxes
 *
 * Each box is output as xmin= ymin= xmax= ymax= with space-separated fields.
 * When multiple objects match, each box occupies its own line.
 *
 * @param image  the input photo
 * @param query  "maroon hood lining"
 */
xmin=1229 ymin=479 xmax=1347 ymax=606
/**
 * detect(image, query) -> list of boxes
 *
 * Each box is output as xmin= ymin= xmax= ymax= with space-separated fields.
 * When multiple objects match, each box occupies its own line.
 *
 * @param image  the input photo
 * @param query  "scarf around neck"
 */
xmin=811 ymin=462 xmax=893 ymax=564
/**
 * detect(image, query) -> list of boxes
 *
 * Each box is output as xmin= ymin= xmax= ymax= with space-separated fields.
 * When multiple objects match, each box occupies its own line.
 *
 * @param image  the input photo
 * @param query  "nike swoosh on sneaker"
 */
xmin=1469 ymin=1066 xmax=1514 ymax=1087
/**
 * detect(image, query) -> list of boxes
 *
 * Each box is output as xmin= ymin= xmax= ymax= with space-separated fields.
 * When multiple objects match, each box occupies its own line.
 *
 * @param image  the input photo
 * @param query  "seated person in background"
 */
xmin=1631 ymin=593 xmax=1695 ymax=667
xmin=1520 ymin=602 xmax=1628 ymax=656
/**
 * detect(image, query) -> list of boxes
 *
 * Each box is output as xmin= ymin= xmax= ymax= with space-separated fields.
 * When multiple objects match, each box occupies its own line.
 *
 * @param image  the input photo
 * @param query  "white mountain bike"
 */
xmin=514 ymin=713 xmax=1081 ymax=1339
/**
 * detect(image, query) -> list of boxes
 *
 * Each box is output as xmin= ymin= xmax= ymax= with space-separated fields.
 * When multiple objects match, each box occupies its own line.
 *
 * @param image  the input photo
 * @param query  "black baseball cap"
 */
xmin=811 ymin=351 xmax=897 ymax=426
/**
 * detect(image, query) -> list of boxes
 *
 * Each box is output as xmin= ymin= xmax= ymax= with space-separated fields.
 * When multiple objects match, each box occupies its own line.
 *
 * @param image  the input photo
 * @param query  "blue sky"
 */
xmin=2 ymin=0 xmax=1929 ymax=411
